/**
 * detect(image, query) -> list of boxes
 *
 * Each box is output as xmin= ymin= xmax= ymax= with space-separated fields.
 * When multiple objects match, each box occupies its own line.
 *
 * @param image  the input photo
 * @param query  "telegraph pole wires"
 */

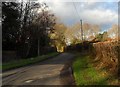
xmin=72 ymin=1 xmax=84 ymax=42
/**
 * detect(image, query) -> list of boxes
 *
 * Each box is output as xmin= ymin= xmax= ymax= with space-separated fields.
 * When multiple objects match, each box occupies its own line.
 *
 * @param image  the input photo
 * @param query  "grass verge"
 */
xmin=2 ymin=52 xmax=59 ymax=71
xmin=72 ymin=55 xmax=109 ymax=85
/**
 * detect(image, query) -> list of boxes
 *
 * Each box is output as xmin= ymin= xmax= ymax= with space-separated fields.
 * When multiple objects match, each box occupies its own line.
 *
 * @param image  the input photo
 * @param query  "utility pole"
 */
xmin=80 ymin=19 xmax=84 ymax=51
xmin=80 ymin=19 xmax=84 ymax=41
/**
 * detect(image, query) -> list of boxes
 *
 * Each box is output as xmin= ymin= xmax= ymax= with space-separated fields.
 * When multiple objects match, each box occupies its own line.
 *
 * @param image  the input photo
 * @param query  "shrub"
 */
xmin=91 ymin=41 xmax=119 ymax=74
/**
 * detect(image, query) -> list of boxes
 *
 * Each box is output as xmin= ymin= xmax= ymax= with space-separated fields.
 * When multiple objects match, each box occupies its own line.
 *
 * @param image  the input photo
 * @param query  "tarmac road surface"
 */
xmin=2 ymin=53 xmax=75 ymax=86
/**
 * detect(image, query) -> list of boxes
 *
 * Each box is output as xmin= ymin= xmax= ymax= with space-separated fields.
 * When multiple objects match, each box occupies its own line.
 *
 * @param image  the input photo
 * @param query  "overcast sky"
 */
xmin=38 ymin=0 xmax=118 ymax=31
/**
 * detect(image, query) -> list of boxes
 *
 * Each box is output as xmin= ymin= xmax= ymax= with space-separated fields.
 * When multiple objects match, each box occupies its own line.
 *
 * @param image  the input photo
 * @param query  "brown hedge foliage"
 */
xmin=91 ymin=41 xmax=119 ymax=74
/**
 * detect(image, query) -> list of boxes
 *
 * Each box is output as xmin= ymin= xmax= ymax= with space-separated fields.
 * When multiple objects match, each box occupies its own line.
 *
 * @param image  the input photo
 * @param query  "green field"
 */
xmin=2 ymin=52 xmax=59 ymax=71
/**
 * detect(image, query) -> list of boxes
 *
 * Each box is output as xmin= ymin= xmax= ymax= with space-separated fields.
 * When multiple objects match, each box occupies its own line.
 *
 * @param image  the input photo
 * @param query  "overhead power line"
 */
xmin=72 ymin=1 xmax=84 ymax=41
xmin=72 ymin=1 xmax=80 ymax=19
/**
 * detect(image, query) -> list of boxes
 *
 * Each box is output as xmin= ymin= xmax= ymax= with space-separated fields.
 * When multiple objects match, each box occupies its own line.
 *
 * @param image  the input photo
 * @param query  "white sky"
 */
xmin=41 ymin=0 xmax=118 ymax=31
xmin=17 ymin=0 xmax=119 ymax=31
